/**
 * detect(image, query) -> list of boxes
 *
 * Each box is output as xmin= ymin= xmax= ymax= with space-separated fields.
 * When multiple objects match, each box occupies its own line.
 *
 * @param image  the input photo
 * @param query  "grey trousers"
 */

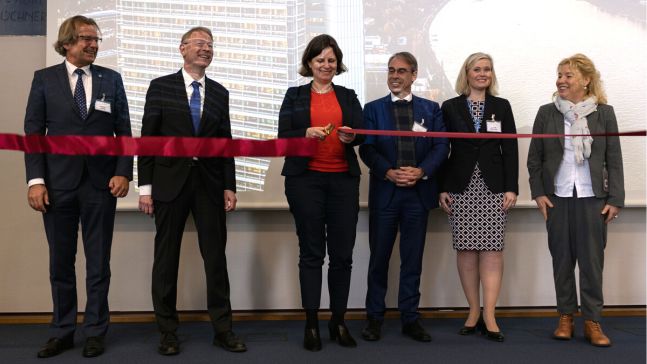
xmin=546 ymin=193 xmax=607 ymax=321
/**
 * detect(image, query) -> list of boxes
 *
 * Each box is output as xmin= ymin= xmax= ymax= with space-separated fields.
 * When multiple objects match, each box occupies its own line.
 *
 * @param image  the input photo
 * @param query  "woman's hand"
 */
xmin=337 ymin=126 xmax=356 ymax=144
xmin=305 ymin=126 xmax=328 ymax=140
xmin=439 ymin=192 xmax=452 ymax=215
xmin=502 ymin=192 xmax=517 ymax=211
xmin=601 ymin=204 xmax=621 ymax=224
xmin=534 ymin=195 xmax=553 ymax=221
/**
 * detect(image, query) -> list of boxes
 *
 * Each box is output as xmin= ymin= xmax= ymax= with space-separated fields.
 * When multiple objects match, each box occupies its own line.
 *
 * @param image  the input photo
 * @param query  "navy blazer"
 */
xmin=359 ymin=94 xmax=449 ymax=210
xmin=440 ymin=94 xmax=519 ymax=194
xmin=138 ymin=70 xmax=236 ymax=203
xmin=278 ymin=83 xmax=365 ymax=176
xmin=527 ymin=103 xmax=624 ymax=207
xmin=24 ymin=62 xmax=133 ymax=190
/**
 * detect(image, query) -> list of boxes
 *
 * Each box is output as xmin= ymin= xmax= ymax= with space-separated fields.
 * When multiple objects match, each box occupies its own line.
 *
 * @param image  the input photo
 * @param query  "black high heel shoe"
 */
xmin=480 ymin=321 xmax=505 ymax=342
xmin=304 ymin=326 xmax=322 ymax=351
xmin=459 ymin=316 xmax=484 ymax=335
xmin=328 ymin=321 xmax=357 ymax=347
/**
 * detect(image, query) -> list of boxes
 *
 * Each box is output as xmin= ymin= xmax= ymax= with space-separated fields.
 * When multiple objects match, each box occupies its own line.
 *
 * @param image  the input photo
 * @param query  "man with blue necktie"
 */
xmin=24 ymin=15 xmax=133 ymax=358
xmin=138 ymin=26 xmax=245 ymax=355
xmin=359 ymin=52 xmax=448 ymax=342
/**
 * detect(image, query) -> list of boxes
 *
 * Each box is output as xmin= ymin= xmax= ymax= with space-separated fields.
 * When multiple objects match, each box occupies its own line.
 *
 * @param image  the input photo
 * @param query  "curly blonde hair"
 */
xmin=557 ymin=53 xmax=607 ymax=104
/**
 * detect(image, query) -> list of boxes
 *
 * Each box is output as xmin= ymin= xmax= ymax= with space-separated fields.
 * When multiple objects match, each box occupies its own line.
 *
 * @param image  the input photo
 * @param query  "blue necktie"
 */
xmin=74 ymin=69 xmax=87 ymax=120
xmin=190 ymin=81 xmax=201 ymax=134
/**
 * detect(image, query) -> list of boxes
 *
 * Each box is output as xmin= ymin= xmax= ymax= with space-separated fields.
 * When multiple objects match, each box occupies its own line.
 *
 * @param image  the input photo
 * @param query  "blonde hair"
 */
xmin=454 ymin=52 xmax=498 ymax=96
xmin=557 ymin=53 xmax=607 ymax=104
xmin=54 ymin=15 xmax=99 ymax=57
xmin=181 ymin=26 xmax=213 ymax=43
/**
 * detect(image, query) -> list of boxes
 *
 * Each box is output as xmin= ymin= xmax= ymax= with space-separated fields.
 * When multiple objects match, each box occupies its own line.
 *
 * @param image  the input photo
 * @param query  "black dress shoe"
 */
xmin=82 ymin=336 xmax=105 ymax=358
xmin=37 ymin=337 xmax=73 ymax=358
xmin=303 ymin=327 xmax=322 ymax=352
xmin=402 ymin=320 xmax=432 ymax=342
xmin=480 ymin=324 xmax=505 ymax=342
xmin=158 ymin=332 xmax=180 ymax=356
xmin=459 ymin=316 xmax=484 ymax=335
xmin=361 ymin=319 xmax=382 ymax=341
xmin=214 ymin=331 xmax=247 ymax=353
xmin=328 ymin=321 xmax=357 ymax=347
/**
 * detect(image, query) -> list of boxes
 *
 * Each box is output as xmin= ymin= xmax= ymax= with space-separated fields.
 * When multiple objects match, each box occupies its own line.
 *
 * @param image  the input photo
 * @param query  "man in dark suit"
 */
xmin=24 ymin=15 xmax=132 ymax=358
xmin=359 ymin=52 xmax=448 ymax=342
xmin=138 ymin=26 xmax=245 ymax=355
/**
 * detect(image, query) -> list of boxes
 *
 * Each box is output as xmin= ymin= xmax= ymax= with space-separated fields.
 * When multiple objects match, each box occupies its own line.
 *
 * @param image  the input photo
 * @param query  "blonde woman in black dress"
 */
xmin=439 ymin=52 xmax=518 ymax=342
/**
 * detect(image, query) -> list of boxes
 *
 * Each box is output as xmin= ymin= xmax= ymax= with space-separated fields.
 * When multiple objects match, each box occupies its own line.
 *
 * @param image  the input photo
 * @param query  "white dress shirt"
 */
xmin=554 ymin=117 xmax=595 ymax=198
xmin=390 ymin=92 xmax=413 ymax=103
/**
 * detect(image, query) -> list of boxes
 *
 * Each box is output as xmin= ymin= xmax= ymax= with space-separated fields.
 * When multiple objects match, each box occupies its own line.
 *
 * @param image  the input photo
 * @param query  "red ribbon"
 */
xmin=0 ymin=130 xmax=644 ymax=157
xmin=352 ymin=129 xmax=647 ymax=139
xmin=0 ymin=134 xmax=318 ymax=157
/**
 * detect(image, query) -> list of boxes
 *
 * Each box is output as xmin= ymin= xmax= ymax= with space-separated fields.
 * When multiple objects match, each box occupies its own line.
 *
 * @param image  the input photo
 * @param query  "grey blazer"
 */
xmin=527 ymin=102 xmax=624 ymax=207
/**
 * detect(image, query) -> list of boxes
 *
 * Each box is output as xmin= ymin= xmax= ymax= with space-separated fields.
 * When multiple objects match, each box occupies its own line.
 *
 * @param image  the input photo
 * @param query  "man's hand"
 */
xmin=439 ymin=192 xmax=452 ymax=215
xmin=224 ymin=190 xmax=237 ymax=212
xmin=601 ymin=204 xmax=621 ymax=224
xmin=385 ymin=167 xmax=424 ymax=187
xmin=138 ymin=195 xmax=154 ymax=216
xmin=109 ymin=176 xmax=129 ymax=198
xmin=534 ymin=195 xmax=553 ymax=221
xmin=27 ymin=184 xmax=49 ymax=212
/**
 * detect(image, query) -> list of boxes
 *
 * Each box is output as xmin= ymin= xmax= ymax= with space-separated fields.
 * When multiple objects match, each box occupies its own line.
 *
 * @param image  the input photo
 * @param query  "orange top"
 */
xmin=308 ymin=90 xmax=348 ymax=172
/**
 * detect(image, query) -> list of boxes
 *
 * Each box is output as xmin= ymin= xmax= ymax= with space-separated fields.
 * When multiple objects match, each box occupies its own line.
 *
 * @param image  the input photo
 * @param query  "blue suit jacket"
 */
xmin=359 ymin=94 xmax=449 ymax=210
xmin=24 ymin=61 xmax=133 ymax=190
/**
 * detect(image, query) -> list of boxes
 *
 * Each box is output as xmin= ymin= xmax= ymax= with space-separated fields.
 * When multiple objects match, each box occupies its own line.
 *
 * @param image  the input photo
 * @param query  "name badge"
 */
xmin=486 ymin=114 xmax=501 ymax=133
xmin=95 ymin=94 xmax=111 ymax=114
xmin=412 ymin=118 xmax=428 ymax=132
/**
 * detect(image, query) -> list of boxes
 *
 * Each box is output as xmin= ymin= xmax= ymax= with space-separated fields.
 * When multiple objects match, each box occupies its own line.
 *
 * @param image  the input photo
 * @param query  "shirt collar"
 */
xmin=182 ymin=68 xmax=205 ymax=88
xmin=390 ymin=92 xmax=413 ymax=103
xmin=65 ymin=60 xmax=91 ymax=76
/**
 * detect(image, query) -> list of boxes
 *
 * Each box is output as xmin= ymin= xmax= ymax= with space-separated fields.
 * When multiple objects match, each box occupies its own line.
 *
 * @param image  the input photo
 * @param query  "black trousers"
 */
xmin=285 ymin=170 xmax=359 ymax=314
xmin=43 ymin=172 xmax=116 ymax=339
xmin=151 ymin=168 xmax=231 ymax=334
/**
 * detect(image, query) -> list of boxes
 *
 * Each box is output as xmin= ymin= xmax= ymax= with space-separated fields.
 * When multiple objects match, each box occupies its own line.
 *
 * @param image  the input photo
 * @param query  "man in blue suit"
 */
xmin=24 ymin=15 xmax=132 ymax=358
xmin=359 ymin=52 xmax=448 ymax=342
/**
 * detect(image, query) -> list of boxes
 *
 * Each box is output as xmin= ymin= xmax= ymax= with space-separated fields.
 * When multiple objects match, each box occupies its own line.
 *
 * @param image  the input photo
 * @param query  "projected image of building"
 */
xmin=305 ymin=1 xmax=364 ymax=103
xmin=56 ymin=1 xmax=364 ymax=192
xmin=116 ymin=0 xmax=307 ymax=191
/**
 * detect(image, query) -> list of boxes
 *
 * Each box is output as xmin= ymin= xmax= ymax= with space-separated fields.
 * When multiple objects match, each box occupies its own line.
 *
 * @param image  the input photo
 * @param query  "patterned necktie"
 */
xmin=74 ymin=68 xmax=87 ymax=120
xmin=190 ymin=81 xmax=201 ymax=134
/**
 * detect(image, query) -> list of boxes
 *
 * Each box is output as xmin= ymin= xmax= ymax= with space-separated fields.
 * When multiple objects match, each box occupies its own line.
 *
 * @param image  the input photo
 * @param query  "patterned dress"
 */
xmin=448 ymin=100 xmax=507 ymax=251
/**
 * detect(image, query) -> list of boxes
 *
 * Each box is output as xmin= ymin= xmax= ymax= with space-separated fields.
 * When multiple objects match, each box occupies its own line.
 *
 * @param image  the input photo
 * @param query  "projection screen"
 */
xmin=46 ymin=0 xmax=646 ymax=208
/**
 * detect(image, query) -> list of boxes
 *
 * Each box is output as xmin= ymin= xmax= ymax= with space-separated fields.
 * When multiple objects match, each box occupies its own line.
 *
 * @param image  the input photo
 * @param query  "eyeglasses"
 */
xmin=78 ymin=35 xmax=102 ymax=44
xmin=183 ymin=39 xmax=214 ymax=49
xmin=388 ymin=68 xmax=413 ymax=75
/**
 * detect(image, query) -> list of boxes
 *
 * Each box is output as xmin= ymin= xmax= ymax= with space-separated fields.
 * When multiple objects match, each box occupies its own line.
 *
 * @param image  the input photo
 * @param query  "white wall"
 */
xmin=0 ymin=37 xmax=644 ymax=313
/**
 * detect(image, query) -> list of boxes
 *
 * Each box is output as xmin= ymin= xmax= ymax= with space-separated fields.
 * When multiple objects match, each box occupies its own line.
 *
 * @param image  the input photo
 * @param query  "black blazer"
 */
xmin=24 ymin=62 xmax=133 ymax=190
xmin=138 ymin=70 xmax=236 ymax=203
xmin=278 ymin=83 xmax=365 ymax=176
xmin=440 ymin=94 xmax=518 ymax=194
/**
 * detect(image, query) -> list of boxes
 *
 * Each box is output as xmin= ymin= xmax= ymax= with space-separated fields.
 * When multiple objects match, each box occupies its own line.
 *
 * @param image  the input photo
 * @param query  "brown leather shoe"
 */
xmin=584 ymin=320 xmax=611 ymax=347
xmin=553 ymin=314 xmax=574 ymax=340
